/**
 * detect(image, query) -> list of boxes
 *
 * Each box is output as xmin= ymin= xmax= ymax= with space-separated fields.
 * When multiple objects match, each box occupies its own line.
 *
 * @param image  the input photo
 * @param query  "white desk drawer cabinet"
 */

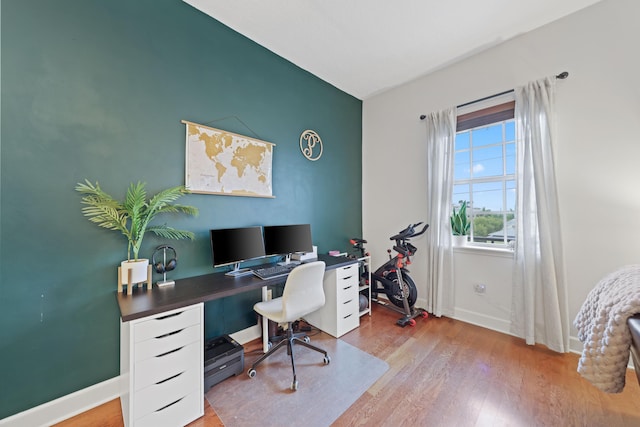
xmin=121 ymin=303 xmax=204 ymax=427
xmin=305 ymin=262 xmax=360 ymax=338
xmin=133 ymin=366 xmax=200 ymax=421
xmin=135 ymin=390 xmax=201 ymax=427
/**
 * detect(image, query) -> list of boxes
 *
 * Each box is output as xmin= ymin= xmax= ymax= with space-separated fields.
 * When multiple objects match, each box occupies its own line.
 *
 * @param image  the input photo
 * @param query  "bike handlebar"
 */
xmin=350 ymin=222 xmax=428 ymax=258
xmin=413 ymin=223 xmax=429 ymax=237
xmin=390 ymin=222 xmax=429 ymax=241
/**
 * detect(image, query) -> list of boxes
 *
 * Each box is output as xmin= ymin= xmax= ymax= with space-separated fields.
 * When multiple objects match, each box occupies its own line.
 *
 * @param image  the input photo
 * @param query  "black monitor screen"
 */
xmin=263 ymin=224 xmax=313 ymax=256
xmin=210 ymin=226 xmax=266 ymax=268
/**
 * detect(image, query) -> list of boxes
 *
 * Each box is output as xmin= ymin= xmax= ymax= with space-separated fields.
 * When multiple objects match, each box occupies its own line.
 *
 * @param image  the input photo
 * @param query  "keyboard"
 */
xmin=252 ymin=264 xmax=292 ymax=280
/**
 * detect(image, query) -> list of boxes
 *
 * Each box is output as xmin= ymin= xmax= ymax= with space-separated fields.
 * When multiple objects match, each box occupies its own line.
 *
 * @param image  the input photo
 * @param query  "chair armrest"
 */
xmin=629 ymin=314 xmax=640 ymax=387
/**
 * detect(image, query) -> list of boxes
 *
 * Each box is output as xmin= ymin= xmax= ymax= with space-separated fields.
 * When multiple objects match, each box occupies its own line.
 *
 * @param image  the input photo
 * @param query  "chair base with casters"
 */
xmin=247 ymin=260 xmax=330 ymax=391
xmin=247 ymin=321 xmax=330 ymax=391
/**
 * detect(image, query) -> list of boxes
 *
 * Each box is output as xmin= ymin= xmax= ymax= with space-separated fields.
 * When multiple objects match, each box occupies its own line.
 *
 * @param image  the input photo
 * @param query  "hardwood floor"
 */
xmin=55 ymin=304 xmax=640 ymax=426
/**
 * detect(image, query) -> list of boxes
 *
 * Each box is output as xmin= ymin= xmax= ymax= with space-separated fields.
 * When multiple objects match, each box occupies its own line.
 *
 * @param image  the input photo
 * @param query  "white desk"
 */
xmin=116 ymin=255 xmax=359 ymax=427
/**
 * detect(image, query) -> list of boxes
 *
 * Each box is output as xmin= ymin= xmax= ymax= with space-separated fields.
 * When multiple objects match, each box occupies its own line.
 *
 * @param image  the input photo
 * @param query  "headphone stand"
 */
xmin=157 ymin=277 xmax=175 ymax=288
xmin=156 ymin=246 xmax=175 ymax=287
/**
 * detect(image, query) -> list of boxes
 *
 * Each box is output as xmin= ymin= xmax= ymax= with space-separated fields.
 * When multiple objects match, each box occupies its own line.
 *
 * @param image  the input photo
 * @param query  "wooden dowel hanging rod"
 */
xmin=419 ymin=71 xmax=569 ymax=120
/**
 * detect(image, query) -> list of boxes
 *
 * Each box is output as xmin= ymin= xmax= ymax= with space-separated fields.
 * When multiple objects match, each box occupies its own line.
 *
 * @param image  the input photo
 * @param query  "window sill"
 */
xmin=453 ymin=244 xmax=514 ymax=258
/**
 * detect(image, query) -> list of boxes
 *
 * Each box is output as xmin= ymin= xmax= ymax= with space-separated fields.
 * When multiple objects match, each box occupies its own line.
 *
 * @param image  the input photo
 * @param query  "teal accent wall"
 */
xmin=0 ymin=0 xmax=362 ymax=418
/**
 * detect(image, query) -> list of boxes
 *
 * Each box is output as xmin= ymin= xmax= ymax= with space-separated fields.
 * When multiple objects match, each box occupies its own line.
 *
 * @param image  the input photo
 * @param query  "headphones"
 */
xmin=152 ymin=245 xmax=178 ymax=274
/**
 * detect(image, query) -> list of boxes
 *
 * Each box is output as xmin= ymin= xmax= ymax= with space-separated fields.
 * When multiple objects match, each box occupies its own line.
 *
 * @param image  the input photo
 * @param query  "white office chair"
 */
xmin=247 ymin=261 xmax=330 ymax=391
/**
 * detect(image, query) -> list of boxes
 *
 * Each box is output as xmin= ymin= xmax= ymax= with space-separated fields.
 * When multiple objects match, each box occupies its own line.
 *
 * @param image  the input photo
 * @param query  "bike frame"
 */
xmin=349 ymin=222 xmax=429 ymax=326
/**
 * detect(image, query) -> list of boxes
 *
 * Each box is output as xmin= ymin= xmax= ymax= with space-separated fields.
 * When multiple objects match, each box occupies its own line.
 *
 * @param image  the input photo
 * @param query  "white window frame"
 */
xmin=454 ymin=93 xmax=516 ymax=249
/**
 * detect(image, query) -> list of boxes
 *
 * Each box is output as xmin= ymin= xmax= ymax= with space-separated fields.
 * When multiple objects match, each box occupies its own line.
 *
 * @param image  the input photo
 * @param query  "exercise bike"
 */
xmin=349 ymin=222 xmax=430 ymax=327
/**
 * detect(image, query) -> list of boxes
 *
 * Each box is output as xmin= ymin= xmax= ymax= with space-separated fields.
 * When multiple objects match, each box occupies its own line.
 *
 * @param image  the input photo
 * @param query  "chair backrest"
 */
xmin=281 ymin=261 xmax=326 ymax=322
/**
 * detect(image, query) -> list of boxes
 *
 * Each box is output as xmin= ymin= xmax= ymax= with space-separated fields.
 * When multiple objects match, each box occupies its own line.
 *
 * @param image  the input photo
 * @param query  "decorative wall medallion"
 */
xmin=299 ymin=130 xmax=323 ymax=161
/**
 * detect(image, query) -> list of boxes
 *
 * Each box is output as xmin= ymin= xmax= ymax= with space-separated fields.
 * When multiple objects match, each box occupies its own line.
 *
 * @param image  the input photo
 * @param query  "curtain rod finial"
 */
xmin=419 ymin=114 xmax=426 ymax=120
xmin=556 ymin=71 xmax=569 ymax=79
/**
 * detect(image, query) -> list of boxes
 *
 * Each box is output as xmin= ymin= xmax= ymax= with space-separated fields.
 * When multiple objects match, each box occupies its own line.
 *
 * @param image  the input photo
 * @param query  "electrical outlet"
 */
xmin=474 ymin=284 xmax=486 ymax=294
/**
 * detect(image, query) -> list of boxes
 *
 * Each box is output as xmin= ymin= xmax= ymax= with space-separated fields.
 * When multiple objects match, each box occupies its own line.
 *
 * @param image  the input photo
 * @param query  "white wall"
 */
xmin=362 ymin=0 xmax=640 ymax=349
xmin=452 ymin=247 xmax=514 ymax=332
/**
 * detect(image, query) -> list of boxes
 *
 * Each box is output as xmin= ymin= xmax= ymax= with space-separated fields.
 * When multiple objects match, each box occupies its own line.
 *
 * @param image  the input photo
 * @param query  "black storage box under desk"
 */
xmin=204 ymin=334 xmax=244 ymax=390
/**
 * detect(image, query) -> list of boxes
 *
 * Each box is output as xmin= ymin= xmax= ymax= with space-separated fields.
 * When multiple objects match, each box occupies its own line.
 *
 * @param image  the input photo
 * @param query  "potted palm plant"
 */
xmin=75 ymin=180 xmax=199 ymax=291
xmin=450 ymin=200 xmax=470 ymax=246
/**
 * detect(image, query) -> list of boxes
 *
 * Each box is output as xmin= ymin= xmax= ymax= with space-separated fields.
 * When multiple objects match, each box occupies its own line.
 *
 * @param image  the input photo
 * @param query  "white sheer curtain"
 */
xmin=511 ymin=77 xmax=570 ymax=352
xmin=424 ymin=108 xmax=456 ymax=317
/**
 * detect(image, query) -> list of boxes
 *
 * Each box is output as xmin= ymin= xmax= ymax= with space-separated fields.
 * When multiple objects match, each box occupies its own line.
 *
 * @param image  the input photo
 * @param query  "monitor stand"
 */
xmin=225 ymin=262 xmax=253 ymax=277
xmin=277 ymin=253 xmax=301 ymax=267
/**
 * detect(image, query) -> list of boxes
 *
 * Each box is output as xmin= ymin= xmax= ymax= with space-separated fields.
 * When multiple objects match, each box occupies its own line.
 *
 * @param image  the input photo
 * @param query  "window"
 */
xmin=453 ymin=100 xmax=515 ymax=246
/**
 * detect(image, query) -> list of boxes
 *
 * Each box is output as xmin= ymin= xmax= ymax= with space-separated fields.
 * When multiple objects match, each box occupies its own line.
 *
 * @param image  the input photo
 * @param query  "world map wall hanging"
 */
xmin=182 ymin=120 xmax=275 ymax=198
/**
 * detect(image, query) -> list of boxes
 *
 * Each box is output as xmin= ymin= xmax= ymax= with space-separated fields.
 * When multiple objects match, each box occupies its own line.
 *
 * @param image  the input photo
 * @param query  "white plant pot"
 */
xmin=120 ymin=259 xmax=149 ymax=284
xmin=452 ymin=235 xmax=468 ymax=247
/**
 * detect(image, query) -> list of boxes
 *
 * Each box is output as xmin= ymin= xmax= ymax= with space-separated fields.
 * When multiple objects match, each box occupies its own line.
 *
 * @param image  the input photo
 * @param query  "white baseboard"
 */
xmin=0 ymin=377 xmax=120 ymax=427
xmin=1 ymin=321 xmax=626 ymax=426
xmin=452 ymin=307 xmax=512 ymax=336
xmin=452 ymin=307 xmax=583 ymax=353
xmin=570 ymin=335 xmax=584 ymax=355
xmin=229 ymin=323 xmax=262 ymax=345
xmin=451 ymin=307 xmax=633 ymax=365
xmin=452 ymin=307 xmax=585 ymax=354
xmin=0 ymin=322 xmax=263 ymax=427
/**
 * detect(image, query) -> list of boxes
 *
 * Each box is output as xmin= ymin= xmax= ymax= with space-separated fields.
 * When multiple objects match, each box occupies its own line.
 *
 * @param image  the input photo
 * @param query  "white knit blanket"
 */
xmin=573 ymin=265 xmax=640 ymax=393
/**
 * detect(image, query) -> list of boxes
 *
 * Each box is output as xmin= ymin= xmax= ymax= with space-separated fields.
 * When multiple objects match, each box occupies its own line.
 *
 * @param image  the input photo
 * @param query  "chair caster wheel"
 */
xmin=323 ymin=355 xmax=331 ymax=365
xmin=247 ymin=369 xmax=256 ymax=378
xmin=291 ymin=380 xmax=298 ymax=391
xmin=303 ymin=336 xmax=310 ymax=343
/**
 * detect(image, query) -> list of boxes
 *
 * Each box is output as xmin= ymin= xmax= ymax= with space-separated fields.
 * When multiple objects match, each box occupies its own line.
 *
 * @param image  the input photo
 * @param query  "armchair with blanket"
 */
xmin=574 ymin=265 xmax=640 ymax=392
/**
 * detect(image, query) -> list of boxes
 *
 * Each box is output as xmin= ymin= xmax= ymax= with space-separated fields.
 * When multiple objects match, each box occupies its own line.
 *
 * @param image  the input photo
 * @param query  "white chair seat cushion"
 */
xmin=254 ymin=297 xmax=288 ymax=324
xmin=254 ymin=261 xmax=326 ymax=324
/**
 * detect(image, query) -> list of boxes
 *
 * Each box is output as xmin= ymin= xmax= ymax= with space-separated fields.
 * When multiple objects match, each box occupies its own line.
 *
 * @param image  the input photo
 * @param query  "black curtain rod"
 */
xmin=419 ymin=71 xmax=569 ymax=120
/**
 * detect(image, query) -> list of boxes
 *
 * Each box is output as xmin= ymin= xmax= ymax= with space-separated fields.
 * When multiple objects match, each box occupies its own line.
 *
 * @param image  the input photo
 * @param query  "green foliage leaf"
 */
xmin=147 ymin=225 xmax=195 ymax=241
xmin=76 ymin=180 xmax=199 ymax=260
xmin=450 ymin=200 xmax=470 ymax=236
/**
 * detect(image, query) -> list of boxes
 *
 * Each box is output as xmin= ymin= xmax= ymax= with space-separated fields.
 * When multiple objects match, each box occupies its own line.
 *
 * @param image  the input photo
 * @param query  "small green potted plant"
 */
xmin=76 ymin=180 xmax=199 ymax=289
xmin=450 ymin=200 xmax=470 ymax=246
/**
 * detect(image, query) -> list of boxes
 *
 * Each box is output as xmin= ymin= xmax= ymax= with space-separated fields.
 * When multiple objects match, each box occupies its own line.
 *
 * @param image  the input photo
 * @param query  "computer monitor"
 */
xmin=210 ymin=226 xmax=266 ymax=276
xmin=263 ymin=224 xmax=313 ymax=265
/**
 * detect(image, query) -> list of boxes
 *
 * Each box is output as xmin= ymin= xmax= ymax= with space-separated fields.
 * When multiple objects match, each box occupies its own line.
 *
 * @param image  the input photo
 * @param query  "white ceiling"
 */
xmin=183 ymin=0 xmax=601 ymax=100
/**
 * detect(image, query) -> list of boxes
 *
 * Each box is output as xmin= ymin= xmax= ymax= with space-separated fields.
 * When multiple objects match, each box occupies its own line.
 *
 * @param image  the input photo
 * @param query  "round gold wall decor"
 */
xmin=299 ymin=130 xmax=323 ymax=161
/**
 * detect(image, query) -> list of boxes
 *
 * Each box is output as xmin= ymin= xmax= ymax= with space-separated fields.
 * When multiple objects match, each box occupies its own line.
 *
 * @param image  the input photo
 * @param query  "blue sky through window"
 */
xmin=454 ymin=120 xmax=515 ymax=213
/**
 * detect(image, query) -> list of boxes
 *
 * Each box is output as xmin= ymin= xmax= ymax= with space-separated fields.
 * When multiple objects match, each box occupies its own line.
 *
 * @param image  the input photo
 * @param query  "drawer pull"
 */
xmin=156 ymin=346 xmax=184 ymax=358
xmin=155 ymin=328 xmax=184 ymax=339
xmin=156 ymin=311 xmax=183 ymax=320
xmin=155 ymin=396 xmax=184 ymax=412
xmin=344 ymin=313 xmax=353 ymax=319
xmin=155 ymin=371 xmax=184 ymax=385
xmin=343 ymin=299 xmax=353 ymax=305
xmin=342 ymin=275 xmax=353 ymax=280
xmin=343 ymin=285 xmax=352 ymax=290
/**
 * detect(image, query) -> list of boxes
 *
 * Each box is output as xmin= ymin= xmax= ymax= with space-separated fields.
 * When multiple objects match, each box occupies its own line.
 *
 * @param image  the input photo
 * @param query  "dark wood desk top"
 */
xmin=116 ymin=254 xmax=357 ymax=322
